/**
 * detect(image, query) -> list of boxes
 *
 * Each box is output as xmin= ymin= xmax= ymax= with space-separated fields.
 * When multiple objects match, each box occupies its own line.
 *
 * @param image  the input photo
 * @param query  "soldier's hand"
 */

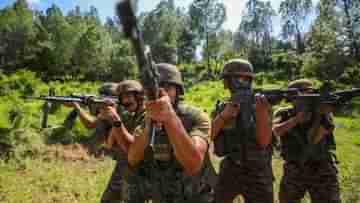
xmin=294 ymin=111 xmax=311 ymax=124
xmin=220 ymin=102 xmax=240 ymax=121
xmin=145 ymin=88 xmax=176 ymax=124
xmin=99 ymin=106 xmax=121 ymax=122
xmin=64 ymin=102 xmax=80 ymax=109
xmin=320 ymin=103 xmax=336 ymax=114
xmin=255 ymin=94 xmax=271 ymax=114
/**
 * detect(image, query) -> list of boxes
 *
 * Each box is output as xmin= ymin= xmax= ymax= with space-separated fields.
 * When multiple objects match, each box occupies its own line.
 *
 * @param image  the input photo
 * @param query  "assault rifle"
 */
xmin=116 ymin=0 xmax=160 ymax=149
xmin=292 ymin=88 xmax=360 ymax=113
xmin=26 ymin=93 xmax=119 ymax=129
xmin=255 ymin=88 xmax=303 ymax=105
xmin=27 ymin=94 xmax=119 ymax=106
xmin=228 ymin=78 xmax=304 ymax=106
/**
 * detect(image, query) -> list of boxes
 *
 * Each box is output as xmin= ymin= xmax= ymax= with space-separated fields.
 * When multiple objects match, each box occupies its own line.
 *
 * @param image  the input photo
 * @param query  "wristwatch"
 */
xmin=113 ymin=120 xmax=123 ymax=128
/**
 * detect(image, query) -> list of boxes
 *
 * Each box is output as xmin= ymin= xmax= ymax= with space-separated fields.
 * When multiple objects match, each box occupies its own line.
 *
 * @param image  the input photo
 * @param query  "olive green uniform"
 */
xmin=213 ymin=101 xmax=274 ymax=203
xmin=101 ymin=110 xmax=145 ymax=203
xmin=130 ymin=103 xmax=216 ymax=203
xmin=274 ymin=107 xmax=341 ymax=203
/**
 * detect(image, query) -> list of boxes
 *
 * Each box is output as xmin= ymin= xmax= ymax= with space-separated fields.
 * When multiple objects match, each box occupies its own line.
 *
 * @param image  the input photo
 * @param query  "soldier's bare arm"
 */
xmin=64 ymin=102 xmax=97 ymax=129
xmin=146 ymin=91 xmax=209 ymax=176
xmin=164 ymin=114 xmax=209 ymax=176
xmin=273 ymin=111 xmax=307 ymax=137
xmin=104 ymin=106 xmax=135 ymax=151
xmin=255 ymin=95 xmax=272 ymax=147
xmin=211 ymin=103 xmax=240 ymax=140
xmin=127 ymin=124 xmax=148 ymax=167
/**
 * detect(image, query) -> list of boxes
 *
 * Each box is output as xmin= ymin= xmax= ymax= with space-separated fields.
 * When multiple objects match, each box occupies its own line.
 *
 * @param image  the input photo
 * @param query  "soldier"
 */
xmin=125 ymin=63 xmax=215 ymax=203
xmin=273 ymin=79 xmax=341 ymax=203
xmin=100 ymin=80 xmax=146 ymax=203
xmin=63 ymin=82 xmax=119 ymax=154
xmin=211 ymin=59 xmax=274 ymax=203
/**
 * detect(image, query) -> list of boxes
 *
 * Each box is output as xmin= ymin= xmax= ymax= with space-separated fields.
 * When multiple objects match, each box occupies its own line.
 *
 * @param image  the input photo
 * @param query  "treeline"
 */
xmin=0 ymin=0 xmax=359 ymax=84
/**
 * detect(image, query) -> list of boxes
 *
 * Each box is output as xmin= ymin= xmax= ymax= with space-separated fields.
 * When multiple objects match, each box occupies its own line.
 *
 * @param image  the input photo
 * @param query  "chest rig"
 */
xmin=213 ymin=77 xmax=273 ymax=165
xmin=279 ymin=108 xmax=336 ymax=164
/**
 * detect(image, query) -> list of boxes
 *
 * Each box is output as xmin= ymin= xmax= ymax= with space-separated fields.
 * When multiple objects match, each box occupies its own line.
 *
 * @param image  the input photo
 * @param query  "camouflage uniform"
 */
xmin=213 ymin=59 xmax=274 ymax=203
xmin=101 ymin=110 xmax=145 ymax=203
xmin=274 ymin=79 xmax=341 ymax=203
xmin=130 ymin=64 xmax=216 ymax=203
xmin=274 ymin=106 xmax=341 ymax=203
xmin=101 ymin=81 xmax=146 ymax=203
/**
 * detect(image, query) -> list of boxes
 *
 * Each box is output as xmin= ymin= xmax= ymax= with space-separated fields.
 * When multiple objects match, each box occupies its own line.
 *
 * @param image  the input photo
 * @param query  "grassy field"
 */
xmin=1 ymin=79 xmax=360 ymax=203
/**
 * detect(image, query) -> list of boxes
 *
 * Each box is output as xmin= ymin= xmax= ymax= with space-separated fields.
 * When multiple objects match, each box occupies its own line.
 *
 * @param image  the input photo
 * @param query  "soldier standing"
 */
xmin=126 ymin=63 xmax=216 ymax=203
xmin=211 ymin=59 xmax=274 ymax=203
xmin=101 ymin=80 xmax=147 ymax=203
xmin=273 ymin=79 xmax=341 ymax=203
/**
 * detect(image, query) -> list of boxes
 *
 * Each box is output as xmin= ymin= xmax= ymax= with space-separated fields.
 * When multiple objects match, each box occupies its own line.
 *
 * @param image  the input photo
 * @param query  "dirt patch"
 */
xmin=41 ymin=144 xmax=106 ymax=162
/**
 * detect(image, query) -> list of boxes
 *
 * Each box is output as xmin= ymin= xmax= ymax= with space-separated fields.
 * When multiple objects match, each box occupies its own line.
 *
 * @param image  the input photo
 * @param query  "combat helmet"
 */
xmin=156 ymin=63 xmax=184 ymax=95
xmin=220 ymin=59 xmax=254 ymax=79
xmin=117 ymin=80 xmax=144 ymax=96
xmin=98 ymin=82 xmax=119 ymax=96
xmin=288 ymin=79 xmax=313 ymax=90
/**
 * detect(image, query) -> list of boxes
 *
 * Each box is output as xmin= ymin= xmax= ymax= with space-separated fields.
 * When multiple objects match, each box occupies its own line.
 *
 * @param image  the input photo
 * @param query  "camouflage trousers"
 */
xmin=214 ymin=157 xmax=274 ymax=203
xmin=101 ymin=159 xmax=128 ymax=203
xmin=279 ymin=160 xmax=341 ymax=203
xmin=101 ymin=159 xmax=149 ymax=203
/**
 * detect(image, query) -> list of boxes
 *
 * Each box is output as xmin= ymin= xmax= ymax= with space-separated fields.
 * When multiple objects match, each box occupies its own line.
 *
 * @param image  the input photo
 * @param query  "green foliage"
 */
xmin=0 ymin=158 xmax=114 ymax=203
xmin=271 ymin=52 xmax=302 ymax=80
xmin=189 ymin=0 xmax=226 ymax=38
xmin=0 ymin=71 xmax=103 ymax=159
xmin=1 ymin=73 xmax=360 ymax=202
xmin=0 ymin=0 xmax=38 ymax=72
xmin=279 ymin=0 xmax=313 ymax=53
xmin=339 ymin=63 xmax=360 ymax=86
xmin=189 ymin=0 xmax=227 ymax=66
xmin=73 ymin=24 xmax=113 ymax=80
xmin=177 ymin=26 xmax=198 ymax=63
xmin=141 ymin=1 xmax=186 ymax=63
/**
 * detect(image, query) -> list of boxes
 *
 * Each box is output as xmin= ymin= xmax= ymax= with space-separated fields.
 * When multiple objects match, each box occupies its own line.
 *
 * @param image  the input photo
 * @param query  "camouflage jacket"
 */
xmin=273 ymin=106 xmax=336 ymax=163
xmin=212 ymin=100 xmax=272 ymax=165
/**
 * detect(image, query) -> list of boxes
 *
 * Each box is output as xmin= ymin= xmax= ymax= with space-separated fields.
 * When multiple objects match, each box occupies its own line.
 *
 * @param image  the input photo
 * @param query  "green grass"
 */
xmin=1 ymin=75 xmax=360 ymax=203
xmin=0 ymin=157 xmax=114 ymax=203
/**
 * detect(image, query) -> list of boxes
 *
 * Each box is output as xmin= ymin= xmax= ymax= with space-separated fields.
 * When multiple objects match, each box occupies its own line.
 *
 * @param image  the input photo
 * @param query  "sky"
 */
xmin=0 ymin=0 xmax=318 ymax=34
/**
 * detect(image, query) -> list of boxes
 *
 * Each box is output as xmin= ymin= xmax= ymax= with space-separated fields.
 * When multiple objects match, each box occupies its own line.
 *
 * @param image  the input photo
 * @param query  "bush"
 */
xmin=339 ymin=63 xmax=360 ymax=86
xmin=0 ymin=70 xmax=44 ymax=97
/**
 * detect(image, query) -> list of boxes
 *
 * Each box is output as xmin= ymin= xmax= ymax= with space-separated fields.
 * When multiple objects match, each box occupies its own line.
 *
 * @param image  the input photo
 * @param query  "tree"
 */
xmin=203 ymin=30 xmax=233 ymax=63
xmin=336 ymin=0 xmax=360 ymax=57
xmin=0 ymin=0 xmax=38 ymax=72
xmin=177 ymin=26 xmax=198 ymax=63
xmin=235 ymin=0 xmax=276 ymax=70
xmin=141 ymin=0 xmax=187 ymax=63
xmin=73 ymin=25 xmax=113 ymax=80
xmin=303 ymin=0 xmax=349 ymax=81
xmin=279 ymin=0 xmax=313 ymax=54
xmin=109 ymin=41 xmax=137 ymax=81
xmin=189 ymin=0 xmax=226 ymax=68
xmin=240 ymin=0 xmax=276 ymax=54
xmin=35 ymin=5 xmax=77 ymax=79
